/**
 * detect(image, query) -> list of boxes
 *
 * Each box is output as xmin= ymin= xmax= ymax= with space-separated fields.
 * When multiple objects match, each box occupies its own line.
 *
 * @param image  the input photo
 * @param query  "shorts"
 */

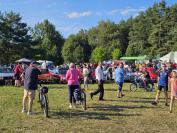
xmin=158 ymin=85 xmax=168 ymax=92
xmin=14 ymin=74 xmax=20 ymax=80
xmin=116 ymin=82 xmax=123 ymax=91
xmin=23 ymin=89 xmax=36 ymax=100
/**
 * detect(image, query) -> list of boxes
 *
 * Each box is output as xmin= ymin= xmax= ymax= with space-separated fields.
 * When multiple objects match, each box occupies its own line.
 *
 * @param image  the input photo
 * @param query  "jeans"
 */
xmin=116 ymin=82 xmax=123 ymax=91
xmin=68 ymin=85 xmax=79 ymax=103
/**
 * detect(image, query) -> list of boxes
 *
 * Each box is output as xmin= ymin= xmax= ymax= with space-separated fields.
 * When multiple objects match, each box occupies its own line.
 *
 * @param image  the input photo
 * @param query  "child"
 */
xmin=169 ymin=71 xmax=177 ymax=113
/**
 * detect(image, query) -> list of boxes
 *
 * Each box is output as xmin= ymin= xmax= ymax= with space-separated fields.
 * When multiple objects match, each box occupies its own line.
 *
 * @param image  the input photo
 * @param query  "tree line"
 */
xmin=0 ymin=0 xmax=177 ymax=65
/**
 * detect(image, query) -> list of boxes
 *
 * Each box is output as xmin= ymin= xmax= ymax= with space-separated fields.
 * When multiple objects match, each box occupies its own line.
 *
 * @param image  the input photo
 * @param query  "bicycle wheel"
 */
xmin=81 ymin=92 xmax=87 ymax=110
xmin=146 ymin=83 xmax=153 ymax=92
xmin=40 ymin=94 xmax=49 ymax=118
xmin=130 ymin=83 xmax=137 ymax=92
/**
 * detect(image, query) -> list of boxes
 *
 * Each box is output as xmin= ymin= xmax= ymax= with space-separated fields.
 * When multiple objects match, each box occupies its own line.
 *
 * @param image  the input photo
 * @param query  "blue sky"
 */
xmin=0 ymin=0 xmax=176 ymax=37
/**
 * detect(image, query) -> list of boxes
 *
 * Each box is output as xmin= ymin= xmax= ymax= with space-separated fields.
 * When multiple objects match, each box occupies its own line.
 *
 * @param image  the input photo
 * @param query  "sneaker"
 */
xmin=69 ymin=104 xmax=72 ymax=109
xmin=90 ymin=93 xmax=93 ymax=100
xmin=21 ymin=109 xmax=27 ymax=113
xmin=151 ymin=101 xmax=157 ymax=105
xmin=169 ymin=110 xmax=172 ymax=113
xmin=121 ymin=94 xmax=125 ymax=97
xmin=99 ymin=99 xmax=105 ymax=101
xmin=27 ymin=111 xmax=34 ymax=115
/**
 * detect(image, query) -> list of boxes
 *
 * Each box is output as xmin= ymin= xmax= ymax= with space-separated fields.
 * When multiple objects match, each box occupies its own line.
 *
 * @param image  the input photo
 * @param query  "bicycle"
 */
xmin=73 ymin=88 xmax=87 ymax=110
xmin=38 ymin=84 xmax=49 ymax=118
xmin=130 ymin=76 xmax=154 ymax=92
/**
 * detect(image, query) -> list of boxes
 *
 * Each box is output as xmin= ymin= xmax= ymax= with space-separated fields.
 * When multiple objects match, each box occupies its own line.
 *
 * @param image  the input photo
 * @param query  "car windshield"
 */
xmin=59 ymin=69 xmax=67 ymax=75
xmin=0 ymin=68 xmax=13 ymax=73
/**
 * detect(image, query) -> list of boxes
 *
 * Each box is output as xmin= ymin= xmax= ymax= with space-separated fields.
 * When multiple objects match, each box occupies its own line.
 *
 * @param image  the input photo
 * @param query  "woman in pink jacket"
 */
xmin=66 ymin=63 xmax=82 ymax=108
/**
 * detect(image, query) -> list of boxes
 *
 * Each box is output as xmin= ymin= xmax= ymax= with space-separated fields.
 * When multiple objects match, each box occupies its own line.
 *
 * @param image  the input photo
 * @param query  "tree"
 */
xmin=88 ymin=21 xmax=122 ymax=59
xmin=0 ymin=11 xmax=32 ymax=64
xmin=62 ymin=31 xmax=91 ymax=63
xmin=112 ymin=48 xmax=121 ymax=60
xmin=31 ymin=20 xmax=64 ymax=64
xmin=91 ymin=47 xmax=106 ymax=63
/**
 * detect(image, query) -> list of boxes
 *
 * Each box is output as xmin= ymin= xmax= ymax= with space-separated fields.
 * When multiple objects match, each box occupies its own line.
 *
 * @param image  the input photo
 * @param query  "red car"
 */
xmin=38 ymin=69 xmax=60 ymax=83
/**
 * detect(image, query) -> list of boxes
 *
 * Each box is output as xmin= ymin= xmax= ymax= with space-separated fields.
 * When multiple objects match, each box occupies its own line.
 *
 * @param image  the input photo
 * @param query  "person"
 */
xmin=90 ymin=62 xmax=104 ymax=101
xmin=169 ymin=71 xmax=177 ymax=113
xmin=41 ymin=61 xmax=47 ymax=69
xmin=83 ymin=64 xmax=89 ymax=89
xmin=66 ymin=63 xmax=82 ymax=109
xmin=152 ymin=64 xmax=170 ymax=106
xmin=115 ymin=62 xmax=125 ymax=98
xmin=141 ymin=68 xmax=150 ymax=89
xmin=22 ymin=62 xmax=41 ymax=115
xmin=76 ymin=65 xmax=82 ymax=85
xmin=14 ymin=63 xmax=22 ymax=87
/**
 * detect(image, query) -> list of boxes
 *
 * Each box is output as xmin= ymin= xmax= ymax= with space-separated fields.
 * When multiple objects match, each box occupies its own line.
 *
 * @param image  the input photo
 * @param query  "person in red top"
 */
xmin=76 ymin=65 xmax=83 ymax=85
xmin=14 ymin=63 xmax=22 ymax=87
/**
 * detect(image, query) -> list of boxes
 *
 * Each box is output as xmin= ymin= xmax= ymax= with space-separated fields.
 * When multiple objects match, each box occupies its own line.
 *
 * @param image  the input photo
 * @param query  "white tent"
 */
xmin=160 ymin=52 xmax=177 ymax=63
xmin=15 ymin=58 xmax=32 ymax=63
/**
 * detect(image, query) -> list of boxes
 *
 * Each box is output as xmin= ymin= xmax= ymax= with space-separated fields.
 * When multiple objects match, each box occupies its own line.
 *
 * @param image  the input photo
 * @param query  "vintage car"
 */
xmin=38 ymin=69 xmax=60 ymax=83
xmin=0 ymin=67 xmax=14 ymax=85
xmin=49 ymin=68 xmax=68 ymax=84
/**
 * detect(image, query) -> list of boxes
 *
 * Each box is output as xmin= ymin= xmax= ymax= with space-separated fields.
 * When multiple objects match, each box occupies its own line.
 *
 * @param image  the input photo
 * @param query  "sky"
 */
xmin=0 ymin=0 xmax=176 ymax=37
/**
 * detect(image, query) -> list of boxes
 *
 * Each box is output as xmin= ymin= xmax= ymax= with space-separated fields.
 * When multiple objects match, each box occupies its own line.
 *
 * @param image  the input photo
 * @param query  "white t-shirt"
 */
xmin=41 ymin=62 xmax=47 ymax=69
xmin=83 ymin=68 xmax=89 ymax=77
xmin=95 ymin=66 xmax=104 ymax=81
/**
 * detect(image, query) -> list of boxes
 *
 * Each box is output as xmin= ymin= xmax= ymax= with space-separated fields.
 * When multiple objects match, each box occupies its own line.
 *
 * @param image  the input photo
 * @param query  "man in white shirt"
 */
xmin=90 ymin=62 xmax=104 ymax=101
xmin=41 ymin=61 xmax=47 ymax=69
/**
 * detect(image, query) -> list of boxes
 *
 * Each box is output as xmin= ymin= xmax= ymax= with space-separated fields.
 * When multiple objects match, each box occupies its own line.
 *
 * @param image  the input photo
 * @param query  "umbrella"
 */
xmin=15 ymin=58 xmax=32 ymax=63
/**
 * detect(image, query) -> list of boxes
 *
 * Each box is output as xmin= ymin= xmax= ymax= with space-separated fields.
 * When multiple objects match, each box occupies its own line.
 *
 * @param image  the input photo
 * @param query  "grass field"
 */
xmin=0 ymin=83 xmax=177 ymax=133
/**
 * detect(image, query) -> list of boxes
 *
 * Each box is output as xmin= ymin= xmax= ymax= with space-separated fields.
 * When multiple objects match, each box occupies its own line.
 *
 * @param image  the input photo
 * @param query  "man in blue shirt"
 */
xmin=152 ymin=63 xmax=170 ymax=106
xmin=115 ymin=62 xmax=125 ymax=98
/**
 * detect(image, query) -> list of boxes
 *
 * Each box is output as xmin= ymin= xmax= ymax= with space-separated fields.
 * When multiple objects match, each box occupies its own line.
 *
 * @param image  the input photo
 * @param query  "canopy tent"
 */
xmin=160 ymin=52 xmax=177 ymax=63
xmin=120 ymin=55 xmax=147 ymax=60
xmin=15 ymin=58 xmax=32 ymax=63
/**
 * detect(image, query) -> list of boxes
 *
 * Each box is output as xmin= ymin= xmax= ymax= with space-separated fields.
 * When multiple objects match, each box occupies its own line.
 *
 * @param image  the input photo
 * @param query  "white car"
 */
xmin=0 ymin=67 xmax=14 ymax=85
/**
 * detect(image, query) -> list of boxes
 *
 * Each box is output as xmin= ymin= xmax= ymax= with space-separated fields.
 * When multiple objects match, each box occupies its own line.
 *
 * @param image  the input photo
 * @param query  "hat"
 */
xmin=172 ymin=69 xmax=177 ymax=72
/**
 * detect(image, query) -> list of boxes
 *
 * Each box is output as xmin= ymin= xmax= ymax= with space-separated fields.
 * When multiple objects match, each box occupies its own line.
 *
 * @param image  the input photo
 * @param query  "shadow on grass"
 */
xmin=105 ymin=89 xmax=130 ymax=92
xmin=105 ymin=99 xmax=162 ymax=104
xmin=89 ymin=104 xmax=157 ymax=110
xmin=132 ymin=97 xmax=165 ymax=100
xmin=49 ymin=104 xmax=142 ymax=120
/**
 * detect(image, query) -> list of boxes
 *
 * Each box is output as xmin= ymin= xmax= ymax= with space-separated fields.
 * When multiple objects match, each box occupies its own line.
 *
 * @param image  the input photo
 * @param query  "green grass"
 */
xmin=0 ymin=83 xmax=177 ymax=133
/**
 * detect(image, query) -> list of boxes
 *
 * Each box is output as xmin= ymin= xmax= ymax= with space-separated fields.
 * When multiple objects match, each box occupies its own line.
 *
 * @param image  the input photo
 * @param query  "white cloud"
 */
xmin=108 ymin=7 xmax=146 ymax=16
xmin=66 ymin=11 xmax=92 ymax=18
xmin=108 ymin=9 xmax=120 ymax=15
xmin=57 ymin=23 xmax=89 ymax=37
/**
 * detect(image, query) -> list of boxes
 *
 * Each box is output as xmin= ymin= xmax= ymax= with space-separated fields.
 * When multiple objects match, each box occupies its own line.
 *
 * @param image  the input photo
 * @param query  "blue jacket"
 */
xmin=115 ymin=67 xmax=124 ymax=83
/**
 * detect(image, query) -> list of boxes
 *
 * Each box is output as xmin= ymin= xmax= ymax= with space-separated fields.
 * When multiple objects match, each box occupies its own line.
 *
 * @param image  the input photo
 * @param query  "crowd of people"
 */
xmin=10 ymin=60 xmax=177 ymax=115
xmin=64 ymin=61 xmax=177 ymax=114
